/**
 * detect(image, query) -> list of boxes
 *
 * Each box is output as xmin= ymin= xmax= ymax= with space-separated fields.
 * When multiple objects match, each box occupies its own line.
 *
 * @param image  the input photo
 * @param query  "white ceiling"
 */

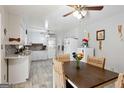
xmin=4 ymin=5 xmax=124 ymax=33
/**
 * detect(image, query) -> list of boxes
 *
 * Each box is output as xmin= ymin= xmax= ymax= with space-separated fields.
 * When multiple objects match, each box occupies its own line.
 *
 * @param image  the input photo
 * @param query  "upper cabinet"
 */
xmin=5 ymin=14 xmax=27 ymax=45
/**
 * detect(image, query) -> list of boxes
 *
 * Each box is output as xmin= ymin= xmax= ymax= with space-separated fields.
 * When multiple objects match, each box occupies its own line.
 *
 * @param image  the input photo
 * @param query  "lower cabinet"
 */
xmin=31 ymin=50 xmax=48 ymax=61
xmin=8 ymin=56 xmax=31 ymax=84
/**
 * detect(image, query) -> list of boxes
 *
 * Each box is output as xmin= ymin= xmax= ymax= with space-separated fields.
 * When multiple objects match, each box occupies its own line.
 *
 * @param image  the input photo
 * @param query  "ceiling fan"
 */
xmin=63 ymin=5 xmax=104 ymax=18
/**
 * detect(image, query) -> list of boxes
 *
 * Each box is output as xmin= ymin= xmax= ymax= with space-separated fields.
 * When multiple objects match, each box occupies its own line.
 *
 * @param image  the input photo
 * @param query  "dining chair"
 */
xmin=56 ymin=54 xmax=70 ymax=62
xmin=53 ymin=54 xmax=70 ymax=88
xmin=115 ymin=73 xmax=124 ymax=88
xmin=87 ymin=56 xmax=105 ymax=69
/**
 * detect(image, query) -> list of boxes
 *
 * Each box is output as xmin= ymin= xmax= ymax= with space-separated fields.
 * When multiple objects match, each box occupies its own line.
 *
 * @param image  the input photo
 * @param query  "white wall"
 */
xmin=0 ymin=6 xmax=8 ymax=84
xmin=87 ymin=12 xmax=124 ymax=73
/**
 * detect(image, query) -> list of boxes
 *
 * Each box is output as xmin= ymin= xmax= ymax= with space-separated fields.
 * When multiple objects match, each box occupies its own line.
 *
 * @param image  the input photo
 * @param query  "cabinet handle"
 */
xmin=26 ymin=30 xmax=27 ymax=35
xmin=4 ymin=28 xmax=7 ymax=35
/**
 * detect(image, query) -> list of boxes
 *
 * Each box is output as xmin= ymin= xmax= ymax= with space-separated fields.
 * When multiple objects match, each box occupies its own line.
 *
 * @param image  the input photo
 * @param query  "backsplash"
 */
xmin=30 ymin=44 xmax=47 ymax=51
xmin=5 ymin=45 xmax=17 ymax=56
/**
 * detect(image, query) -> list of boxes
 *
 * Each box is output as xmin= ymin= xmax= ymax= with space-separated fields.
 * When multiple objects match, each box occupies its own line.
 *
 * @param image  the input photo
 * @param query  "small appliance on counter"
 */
xmin=14 ymin=45 xmax=24 ymax=54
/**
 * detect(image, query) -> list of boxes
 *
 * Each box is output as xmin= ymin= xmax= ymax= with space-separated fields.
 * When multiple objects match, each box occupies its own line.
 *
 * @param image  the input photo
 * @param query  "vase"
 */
xmin=76 ymin=60 xmax=80 ymax=69
xmin=83 ymin=43 xmax=88 ymax=48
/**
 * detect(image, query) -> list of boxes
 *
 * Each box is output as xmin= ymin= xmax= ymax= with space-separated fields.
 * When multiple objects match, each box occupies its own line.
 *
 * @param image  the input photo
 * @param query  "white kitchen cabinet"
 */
xmin=6 ymin=55 xmax=31 ymax=84
xmin=31 ymin=50 xmax=48 ymax=61
xmin=48 ymin=37 xmax=56 ymax=59
xmin=77 ymin=48 xmax=95 ymax=63
xmin=5 ymin=14 xmax=27 ymax=45
xmin=27 ymin=31 xmax=47 ymax=45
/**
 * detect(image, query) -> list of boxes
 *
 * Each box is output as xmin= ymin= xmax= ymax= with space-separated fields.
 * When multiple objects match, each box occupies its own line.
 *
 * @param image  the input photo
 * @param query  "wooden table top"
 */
xmin=63 ymin=61 xmax=119 ymax=88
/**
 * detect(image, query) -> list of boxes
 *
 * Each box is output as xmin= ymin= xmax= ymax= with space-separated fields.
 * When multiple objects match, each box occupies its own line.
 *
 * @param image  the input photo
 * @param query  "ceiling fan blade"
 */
xmin=63 ymin=11 xmax=74 ymax=17
xmin=83 ymin=6 xmax=104 ymax=10
xmin=67 ymin=5 xmax=75 ymax=7
xmin=67 ymin=5 xmax=79 ymax=9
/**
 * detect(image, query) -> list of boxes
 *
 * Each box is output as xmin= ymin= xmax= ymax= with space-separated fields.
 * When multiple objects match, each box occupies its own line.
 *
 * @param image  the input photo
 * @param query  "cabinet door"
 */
xmin=8 ymin=14 xmax=20 ymax=36
xmin=9 ymin=57 xmax=29 ymax=84
xmin=31 ymin=51 xmax=38 ymax=61
xmin=6 ymin=14 xmax=26 ymax=45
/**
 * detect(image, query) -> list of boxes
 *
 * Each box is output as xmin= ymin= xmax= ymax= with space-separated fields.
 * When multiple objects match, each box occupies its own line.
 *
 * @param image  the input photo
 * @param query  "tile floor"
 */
xmin=12 ymin=59 xmax=53 ymax=88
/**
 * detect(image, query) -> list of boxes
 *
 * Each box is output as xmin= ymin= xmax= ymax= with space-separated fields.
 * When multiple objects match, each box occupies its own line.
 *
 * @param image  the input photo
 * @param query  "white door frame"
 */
xmin=0 ymin=13 xmax=2 ymax=84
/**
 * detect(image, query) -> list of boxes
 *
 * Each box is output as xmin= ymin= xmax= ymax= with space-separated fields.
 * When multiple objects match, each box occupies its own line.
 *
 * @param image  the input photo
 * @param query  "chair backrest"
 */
xmin=87 ymin=56 xmax=105 ymax=69
xmin=53 ymin=54 xmax=70 ymax=88
xmin=53 ymin=58 xmax=64 ymax=74
xmin=56 ymin=54 xmax=70 ymax=62
xmin=115 ymin=73 xmax=124 ymax=88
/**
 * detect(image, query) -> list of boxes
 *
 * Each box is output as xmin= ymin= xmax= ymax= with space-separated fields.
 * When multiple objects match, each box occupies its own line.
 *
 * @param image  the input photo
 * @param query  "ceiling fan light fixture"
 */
xmin=81 ymin=10 xmax=87 ymax=16
xmin=73 ymin=11 xmax=82 ymax=19
xmin=73 ymin=11 xmax=79 ymax=17
xmin=73 ymin=10 xmax=87 ymax=19
xmin=77 ymin=14 xmax=82 ymax=19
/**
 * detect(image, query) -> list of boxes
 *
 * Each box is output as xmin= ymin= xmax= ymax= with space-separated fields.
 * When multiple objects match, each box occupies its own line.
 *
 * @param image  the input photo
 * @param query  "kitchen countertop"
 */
xmin=5 ymin=53 xmax=31 ymax=59
xmin=5 ymin=50 xmax=32 ymax=59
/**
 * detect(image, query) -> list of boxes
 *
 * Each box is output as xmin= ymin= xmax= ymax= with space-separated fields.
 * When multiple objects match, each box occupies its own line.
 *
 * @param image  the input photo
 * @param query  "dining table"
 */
xmin=63 ymin=61 xmax=119 ymax=88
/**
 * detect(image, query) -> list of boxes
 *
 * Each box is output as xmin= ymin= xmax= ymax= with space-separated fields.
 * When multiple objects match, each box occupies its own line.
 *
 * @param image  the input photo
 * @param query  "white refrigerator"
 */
xmin=48 ymin=37 xmax=56 ymax=59
xmin=64 ymin=38 xmax=78 ymax=61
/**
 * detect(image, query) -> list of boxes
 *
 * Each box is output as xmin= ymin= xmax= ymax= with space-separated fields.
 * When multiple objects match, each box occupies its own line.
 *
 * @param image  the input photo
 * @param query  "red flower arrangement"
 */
xmin=82 ymin=38 xmax=88 ymax=43
xmin=82 ymin=38 xmax=89 ymax=47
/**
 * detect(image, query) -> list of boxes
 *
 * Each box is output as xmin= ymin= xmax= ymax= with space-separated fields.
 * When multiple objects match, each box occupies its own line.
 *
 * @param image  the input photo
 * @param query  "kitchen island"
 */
xmin=5 ymin=53 xmax=31 ymax=84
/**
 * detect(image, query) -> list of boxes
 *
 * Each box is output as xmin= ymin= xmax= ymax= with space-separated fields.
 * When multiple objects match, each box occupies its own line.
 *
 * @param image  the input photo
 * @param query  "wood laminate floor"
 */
xmin=12 ymin=59 xmax=53 ymax=88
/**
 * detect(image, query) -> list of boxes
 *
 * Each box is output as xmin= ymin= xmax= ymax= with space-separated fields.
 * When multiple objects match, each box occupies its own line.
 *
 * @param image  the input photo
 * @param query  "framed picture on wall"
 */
xmin=96 ymin=30 xmax=105 ymax=41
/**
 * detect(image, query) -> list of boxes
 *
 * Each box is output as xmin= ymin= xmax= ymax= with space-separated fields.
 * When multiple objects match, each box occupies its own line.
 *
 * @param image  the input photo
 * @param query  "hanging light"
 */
xmin=73 ymin=11 xmax=79 ymax=17
xmin=73 ymin=10 xmax=87 ymax=19
xmin=81 ymin=10 xmax=87 ymax=16
xmin=77 ymin=13 xmax=82 ymax=19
